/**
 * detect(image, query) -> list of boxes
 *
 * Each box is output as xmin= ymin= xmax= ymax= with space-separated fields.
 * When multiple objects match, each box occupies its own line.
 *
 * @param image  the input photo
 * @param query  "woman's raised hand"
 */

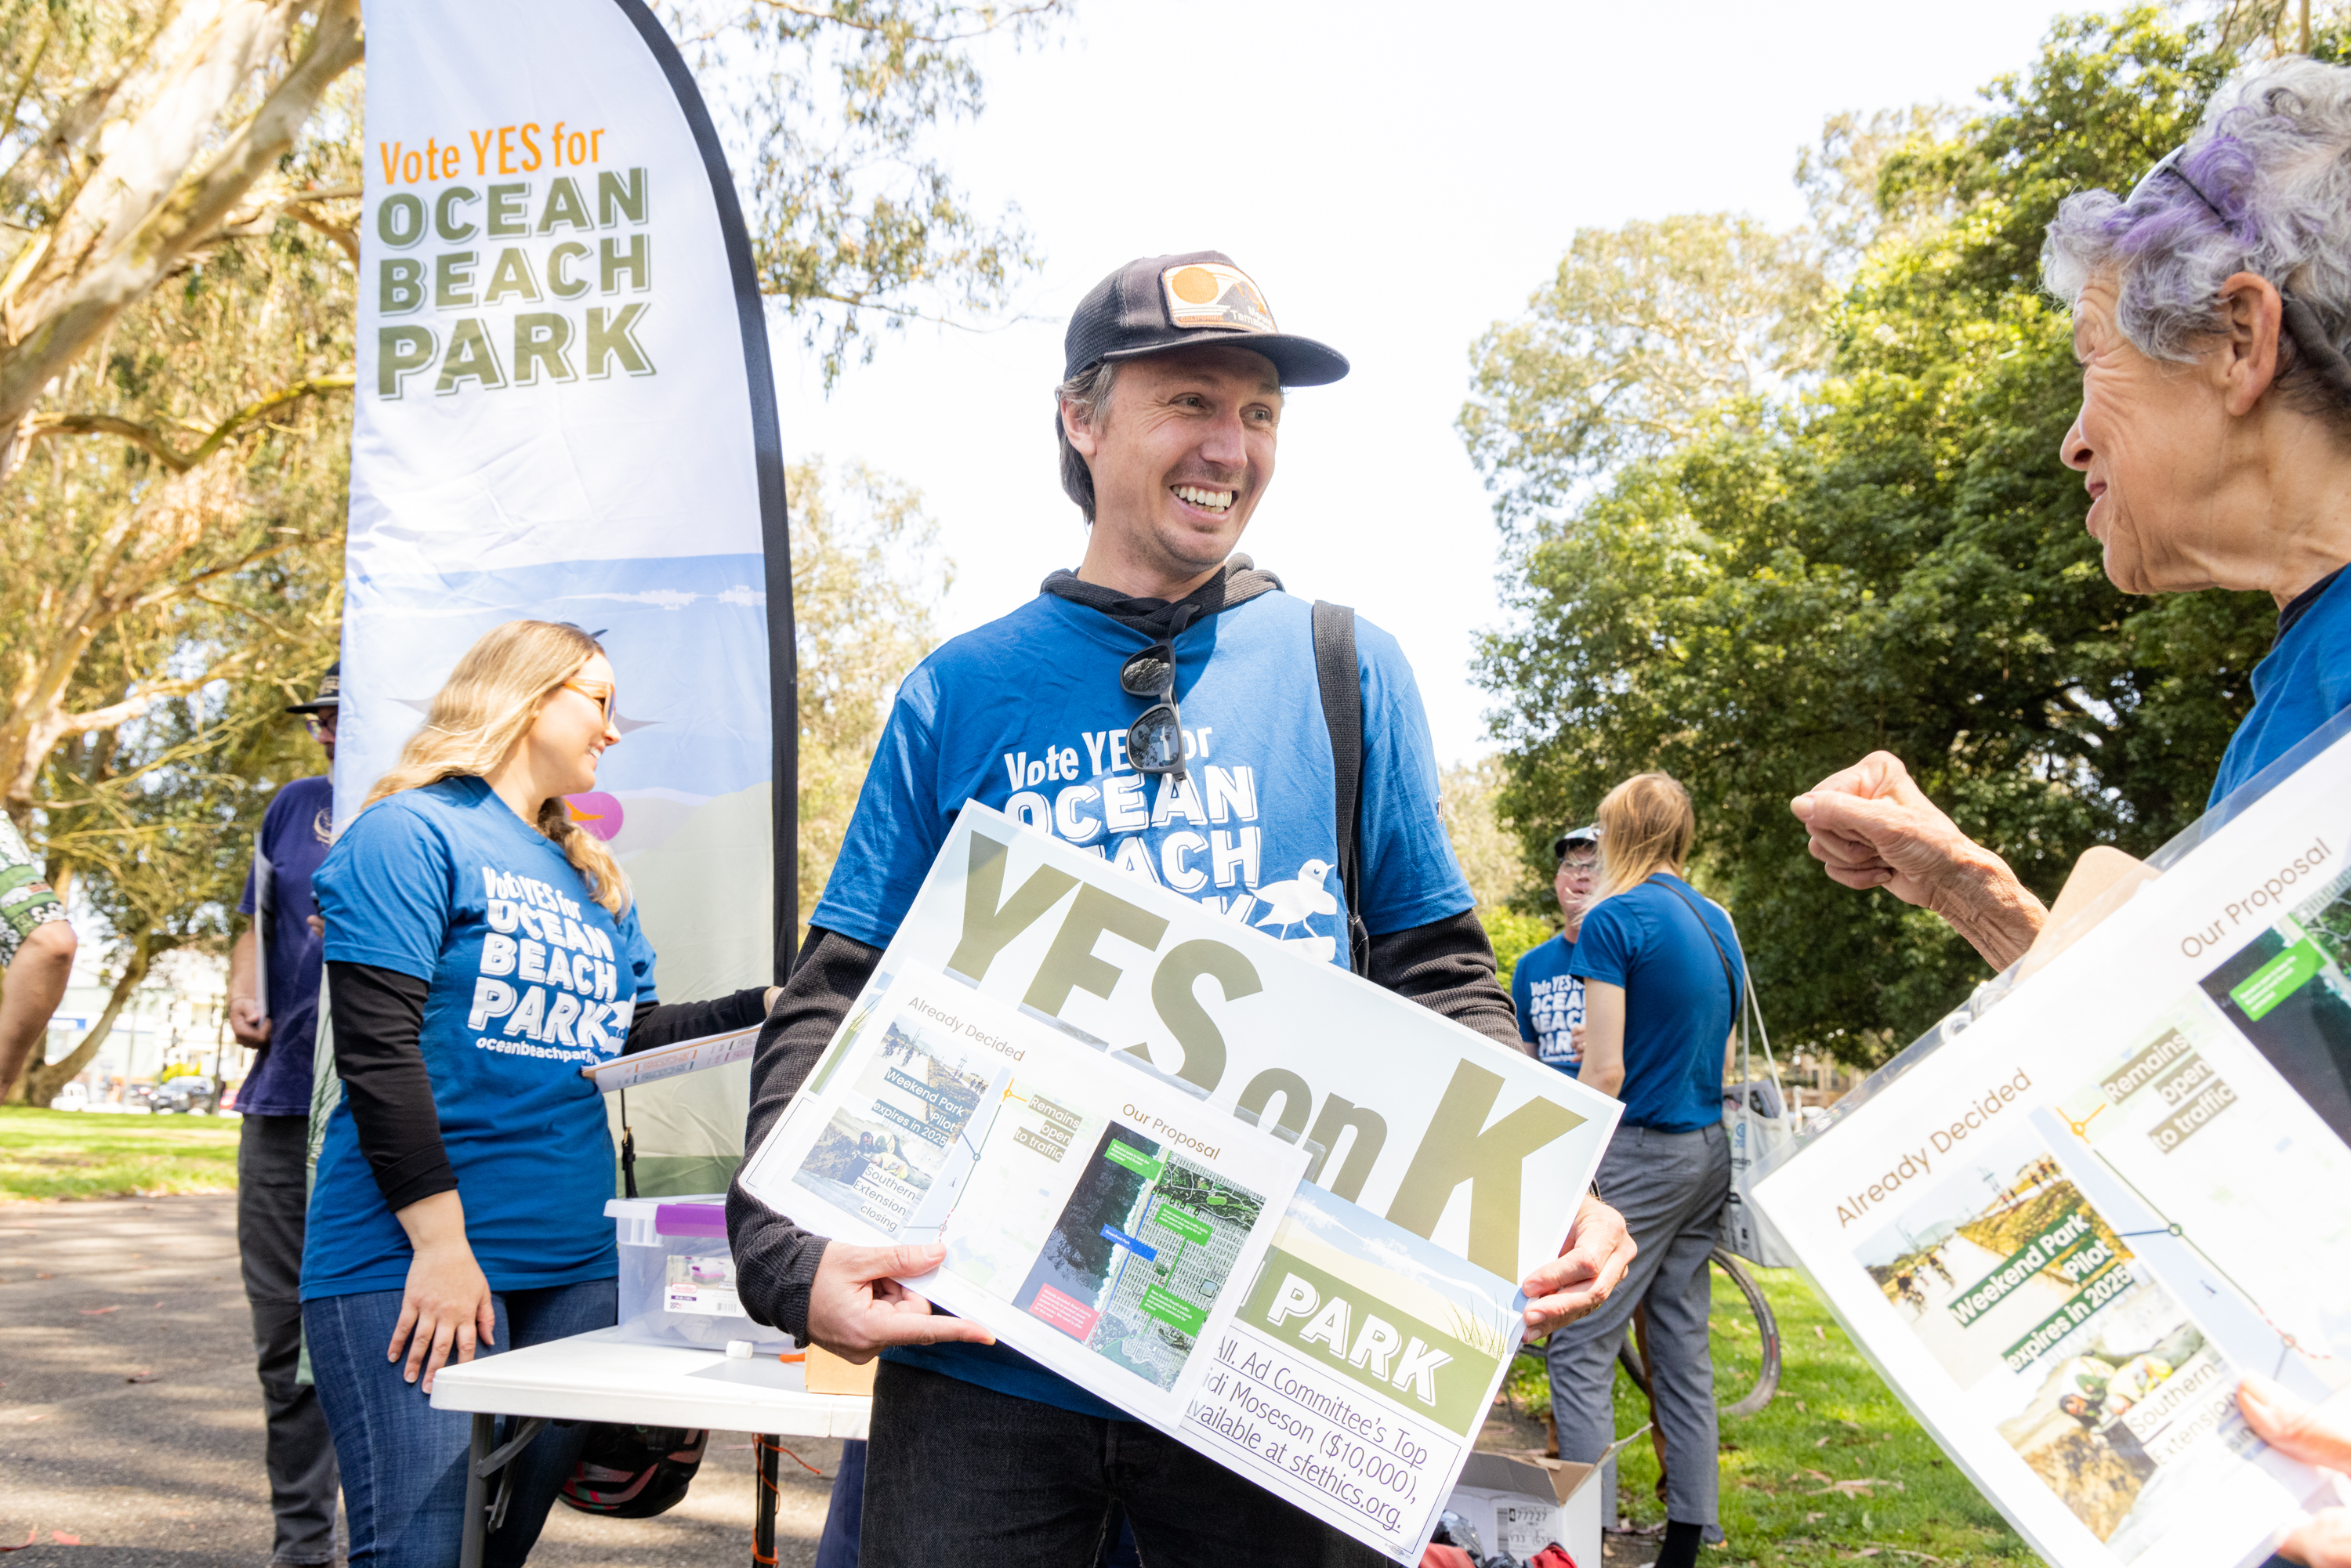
xmin=1791 ymin=751 xmax=2048 ymax=969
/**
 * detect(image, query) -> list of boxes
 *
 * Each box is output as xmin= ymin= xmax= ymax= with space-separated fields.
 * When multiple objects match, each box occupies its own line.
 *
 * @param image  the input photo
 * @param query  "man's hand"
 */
xmin=229 ymin=995 xmax=272 ymax=1046
xmin=1791 ymin=751 xmax=2046 ymax=969
xmin=1520 ymin=1194 xmax=1636 ymax=1337
xmin=226 ymin=927 xmax=270 ymax=1045
xmin=806 ymin=1241 xmax=997 ymax=1365
xmin=2240 ymin=1375 xmax=2351 ymax=1567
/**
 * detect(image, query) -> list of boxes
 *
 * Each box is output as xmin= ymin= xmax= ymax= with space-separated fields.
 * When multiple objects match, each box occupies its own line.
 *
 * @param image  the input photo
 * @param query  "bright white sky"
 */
xmin=764 ymin=0 xmax=2081 ymax=766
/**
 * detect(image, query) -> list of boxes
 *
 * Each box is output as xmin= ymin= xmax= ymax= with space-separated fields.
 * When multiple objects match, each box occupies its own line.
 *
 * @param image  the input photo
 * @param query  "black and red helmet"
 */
xmin=559 ymin=1425 xmax=708 ymax=1519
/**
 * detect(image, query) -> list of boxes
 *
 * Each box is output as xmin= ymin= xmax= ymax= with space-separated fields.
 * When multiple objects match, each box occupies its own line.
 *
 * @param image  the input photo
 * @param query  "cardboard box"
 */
xmin=1444 ymin=1429 xmax=1647 ymax=1568
xmin=804 ymin=1344 xmax=878 ymax=1396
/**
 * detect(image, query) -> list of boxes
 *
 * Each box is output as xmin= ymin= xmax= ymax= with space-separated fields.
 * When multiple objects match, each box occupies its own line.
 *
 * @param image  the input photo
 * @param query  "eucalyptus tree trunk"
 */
xmin=13 ymin=929 xmax=154 ymax=1107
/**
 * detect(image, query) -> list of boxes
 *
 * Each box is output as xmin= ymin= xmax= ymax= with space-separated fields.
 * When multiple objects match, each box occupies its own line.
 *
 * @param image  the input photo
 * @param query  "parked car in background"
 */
xmin=154 ymin=1075 xmax=219 ymax=1115
xmin=49 ymin=1081 xmax=89 ymax=1112
xmin=124 ymin=1081 xmax=158 ymax=1113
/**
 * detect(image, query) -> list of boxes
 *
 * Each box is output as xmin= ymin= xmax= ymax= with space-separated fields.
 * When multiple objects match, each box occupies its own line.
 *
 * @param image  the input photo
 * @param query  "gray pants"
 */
xmin=239 ymin=1113 xmax=341 ymax=1564
xmin=1547 ymin=1121 xmax=1730 ymax=1530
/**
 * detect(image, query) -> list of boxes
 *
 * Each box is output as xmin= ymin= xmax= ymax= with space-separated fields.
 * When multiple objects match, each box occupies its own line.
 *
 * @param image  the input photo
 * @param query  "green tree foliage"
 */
xmin=788 ymin=456 xmax=948 ymax=934
xmin=1467 ymin=9 xmax=2298 ymax=1063
xmin=1439 ymin=757 xmax=1552 ymax=984
xmin=1458 ymin=215 xmax=1829 ymax=528
xmin=656 ymin=1 xmax=1064 ymax=383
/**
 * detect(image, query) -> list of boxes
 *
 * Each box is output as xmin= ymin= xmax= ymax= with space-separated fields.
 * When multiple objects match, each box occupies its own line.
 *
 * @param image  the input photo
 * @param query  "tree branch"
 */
xmin=0 ymin=0 xmax=364 ymax=473
xmin=744 ymin=0 xmax=1063 ymax=44
xmin=20 ymin=375 xmax=354 ymax=473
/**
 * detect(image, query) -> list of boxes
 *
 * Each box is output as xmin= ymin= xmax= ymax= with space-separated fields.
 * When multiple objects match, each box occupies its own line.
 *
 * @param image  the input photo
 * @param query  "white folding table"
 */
xmin=430 ymin=1327 xmax=871 ymax=1567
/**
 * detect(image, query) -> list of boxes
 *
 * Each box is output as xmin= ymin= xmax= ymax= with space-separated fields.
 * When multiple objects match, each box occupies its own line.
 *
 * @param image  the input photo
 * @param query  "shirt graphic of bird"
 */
xmin=1255 ymin=860 xmax=1339 ymax=955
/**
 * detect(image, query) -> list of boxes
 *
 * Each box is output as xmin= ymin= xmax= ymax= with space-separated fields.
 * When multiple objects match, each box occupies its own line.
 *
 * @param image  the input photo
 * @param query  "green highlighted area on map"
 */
xmin=2230 ymin=939 xmax=2327 ymax=1021
xmin=1105 ymin=1139 xmax=1163 ymax=1179
xmin=1141 ymin=1283 xmax=1206 ymax=1334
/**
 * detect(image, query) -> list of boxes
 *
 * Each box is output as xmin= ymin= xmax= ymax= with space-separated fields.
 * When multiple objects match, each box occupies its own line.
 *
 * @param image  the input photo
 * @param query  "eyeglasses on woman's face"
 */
xmin=560 ymin=677 xmax=618 ymax=723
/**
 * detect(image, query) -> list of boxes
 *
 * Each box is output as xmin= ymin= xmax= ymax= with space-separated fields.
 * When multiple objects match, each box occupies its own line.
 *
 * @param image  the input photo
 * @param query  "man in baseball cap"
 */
xmin=730 ymin=254 xmax=1633 ymax=1566
xmin=1517 ymin=826 xmax=1603 ymax=1075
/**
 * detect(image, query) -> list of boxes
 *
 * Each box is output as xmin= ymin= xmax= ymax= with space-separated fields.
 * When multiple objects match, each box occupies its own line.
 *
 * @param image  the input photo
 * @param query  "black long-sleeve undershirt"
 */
xmin=325 ymin=959 xmax=770 ymax=1214
xmin=724 ymin=910 xmax=1515 ymax=1342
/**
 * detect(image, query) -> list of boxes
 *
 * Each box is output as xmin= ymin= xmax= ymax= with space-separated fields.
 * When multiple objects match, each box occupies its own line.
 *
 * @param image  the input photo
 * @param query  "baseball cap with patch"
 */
xmin=1063 ymin=251 xmax=1349 ymax=386
xmin=286 ymin=659 xmax=339 ymax=715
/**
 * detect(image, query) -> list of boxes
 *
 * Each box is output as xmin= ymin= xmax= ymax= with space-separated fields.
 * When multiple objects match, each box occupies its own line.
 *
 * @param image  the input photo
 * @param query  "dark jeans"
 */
xmin=239 ymin=1114 xmax=339 ymax=1564
xmin=304 ymin=1278 xmax=616 ymax=1568
xmin=820 ymin=1436 xmax=1143 ymax=1568
xmin=860 ymin=1360 xmax=1382 ymax=1567
xmin=1547 ymin=1122 xmax=1731 ymax=1530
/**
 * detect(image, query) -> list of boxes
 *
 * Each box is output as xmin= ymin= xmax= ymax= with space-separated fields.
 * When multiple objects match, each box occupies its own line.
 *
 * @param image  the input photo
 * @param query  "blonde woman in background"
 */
xmin=1549 ymin=773 xmax=1745 ymax=1568
xmin=299 ymin=621 xmax=776 ymax=1568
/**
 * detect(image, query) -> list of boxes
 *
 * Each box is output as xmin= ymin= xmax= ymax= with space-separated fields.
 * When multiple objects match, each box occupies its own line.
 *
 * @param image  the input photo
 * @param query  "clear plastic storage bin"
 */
xmin=606 ymin=1195 xmax=794 ymax=1353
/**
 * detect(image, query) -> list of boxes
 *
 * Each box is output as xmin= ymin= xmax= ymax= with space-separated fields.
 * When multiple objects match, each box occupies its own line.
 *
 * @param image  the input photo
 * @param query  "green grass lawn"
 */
xmin=1494 ymin=1262 xmax=2033 ymax=1566
xmin=0 ymin=1105 xmax=241 ymax=1200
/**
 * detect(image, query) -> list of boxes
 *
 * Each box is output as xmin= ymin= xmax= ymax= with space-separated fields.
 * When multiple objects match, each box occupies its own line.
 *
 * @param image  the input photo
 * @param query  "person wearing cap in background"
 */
xmin=728 ymin=251 xmax=1636 ymax=1566
xmin=1512 ymin=824 xmax=1601 ymax=1074
xmin=228 ymin=661 xmax=342 ymax=1568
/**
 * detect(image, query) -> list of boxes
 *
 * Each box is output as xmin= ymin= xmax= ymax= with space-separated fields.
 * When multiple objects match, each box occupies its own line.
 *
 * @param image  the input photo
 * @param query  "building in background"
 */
xmin=31 ymin=925 xmax=233 ymax=1108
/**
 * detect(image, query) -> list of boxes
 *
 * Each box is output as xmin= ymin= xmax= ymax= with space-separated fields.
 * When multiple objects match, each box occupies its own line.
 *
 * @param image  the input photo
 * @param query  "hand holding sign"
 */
xmin=1520 ymin=1193 xmax=1636 ymax=1336
xmin=804 ymin=1240 xmax=996 ymax=1364
xmin=2239 ymin=1377 xmax=2351 ymax=1568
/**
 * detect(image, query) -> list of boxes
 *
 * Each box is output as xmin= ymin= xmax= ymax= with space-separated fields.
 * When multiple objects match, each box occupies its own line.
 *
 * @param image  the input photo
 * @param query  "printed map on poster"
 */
xmin=1755 ymin=729 xmax=2351 ymax=1568
xmin=740 ymin=805 xmax=1622 ymax=1563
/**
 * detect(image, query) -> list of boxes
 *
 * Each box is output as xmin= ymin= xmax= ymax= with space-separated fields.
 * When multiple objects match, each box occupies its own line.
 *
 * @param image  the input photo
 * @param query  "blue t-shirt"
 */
xmin=2209 ymin=567 xmax=2351 ymax=809
xmin=234 ymin=776 xmax=335 ymax=1117
xmin=813 ymin=586 xmax=1473 ymax=1417
xmin=301 ymin=776 xmax=659 ymax=1301
xmin=1571 ymin=875 xmax=1742 ymax=1133
xmin=1512 ymin=932 xmax=1585 ymax=1075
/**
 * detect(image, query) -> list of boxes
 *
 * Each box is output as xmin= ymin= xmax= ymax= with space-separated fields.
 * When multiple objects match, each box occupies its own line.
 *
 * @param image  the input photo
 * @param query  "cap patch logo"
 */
xmin=1162 ymin=263 xmax=1277 ymax=334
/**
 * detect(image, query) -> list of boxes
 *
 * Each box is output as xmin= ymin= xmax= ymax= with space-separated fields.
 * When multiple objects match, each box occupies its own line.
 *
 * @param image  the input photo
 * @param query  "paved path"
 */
xmin=0 ymin=1194 xmax=842 ymax=1566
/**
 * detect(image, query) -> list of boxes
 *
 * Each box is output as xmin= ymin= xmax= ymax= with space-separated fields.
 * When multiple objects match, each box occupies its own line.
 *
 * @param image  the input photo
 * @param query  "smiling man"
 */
xmin=730 ymin=251 xmax=1635 ymax=1567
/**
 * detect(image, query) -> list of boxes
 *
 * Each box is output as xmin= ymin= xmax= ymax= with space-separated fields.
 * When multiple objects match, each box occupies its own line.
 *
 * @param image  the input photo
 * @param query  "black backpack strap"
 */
xmin=1311 ymin=601 xmax=1371 ymax=975
xmin=1652 ymin=874 xmax=1746 ymax=1046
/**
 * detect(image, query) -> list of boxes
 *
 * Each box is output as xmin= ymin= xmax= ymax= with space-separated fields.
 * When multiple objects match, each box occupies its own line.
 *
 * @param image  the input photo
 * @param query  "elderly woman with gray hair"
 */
xmin=1788 ymin=55 xmax=2351 ymax=1568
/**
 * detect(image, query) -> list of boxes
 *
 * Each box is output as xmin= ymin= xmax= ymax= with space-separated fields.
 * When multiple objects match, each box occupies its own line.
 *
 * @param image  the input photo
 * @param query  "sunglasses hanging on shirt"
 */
xmin=1118 ymin=604 xmax=1200 ymax=781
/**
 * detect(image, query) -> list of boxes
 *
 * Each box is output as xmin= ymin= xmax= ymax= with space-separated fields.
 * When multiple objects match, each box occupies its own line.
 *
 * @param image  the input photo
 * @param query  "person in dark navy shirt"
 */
xmin=1512 ymin=824 xmax=1600 ymax=1073
xmin=227 ymin=662 xmax=342 ymax=1567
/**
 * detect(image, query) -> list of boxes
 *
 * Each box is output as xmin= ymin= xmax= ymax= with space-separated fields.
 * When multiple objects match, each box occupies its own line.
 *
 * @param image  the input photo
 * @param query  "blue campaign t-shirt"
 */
xmin=234 ymin=775 xmax=335 ymax=1117
xmin=1571 ymin=875 xmax=1742 ymax=1133
xmin=1512 ymin=932 xmax=1585 ymax=1075
xmin=813 ymin=586 xmax=1473 ymax=1417
xmin=301 ymin=776 xmax=659 ymax=1301
xmin=2209 ymin=567 xmax=2351 ymax=809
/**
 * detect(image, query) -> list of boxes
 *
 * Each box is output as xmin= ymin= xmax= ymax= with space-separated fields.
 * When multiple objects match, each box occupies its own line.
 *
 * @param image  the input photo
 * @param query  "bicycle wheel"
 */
xmin=1712 ymin=1249 xmax=1781 ymax=1417
xmin=1598 ymin=1248 xmax=1780 ymax=1417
